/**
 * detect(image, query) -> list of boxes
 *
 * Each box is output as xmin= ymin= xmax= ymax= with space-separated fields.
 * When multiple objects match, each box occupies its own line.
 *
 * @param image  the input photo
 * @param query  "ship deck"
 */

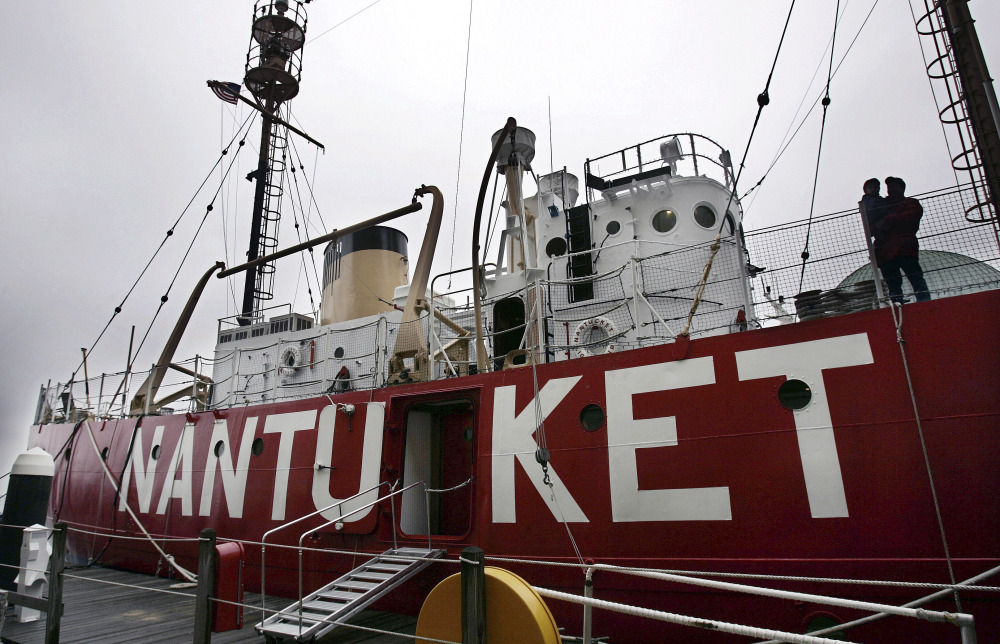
xmin=0 ymin=565 xmax=415 ymax=643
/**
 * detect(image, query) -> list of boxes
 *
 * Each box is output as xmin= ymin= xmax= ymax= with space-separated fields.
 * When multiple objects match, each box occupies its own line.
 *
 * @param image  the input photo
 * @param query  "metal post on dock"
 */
xmin=460 ymin=546 xmax=485 ymax=644
xmin=45 ymin=522 xmax=66 ymax=644
xmin=194 ymin=529 xmax=217 ymax=644
xmin=1 ymin=589 xmax=7 ymax=639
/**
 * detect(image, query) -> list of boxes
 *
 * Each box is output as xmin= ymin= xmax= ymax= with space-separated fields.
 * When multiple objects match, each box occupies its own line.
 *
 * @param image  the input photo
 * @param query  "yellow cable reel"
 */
xmin=415 ymin=566 xmax=560 ymax=644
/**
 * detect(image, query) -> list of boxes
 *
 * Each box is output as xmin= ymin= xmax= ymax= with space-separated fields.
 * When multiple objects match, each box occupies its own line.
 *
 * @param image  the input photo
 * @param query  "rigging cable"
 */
xmin=447 ymin=0 xmax=476 ymax=289
xmin=513 ymin=159 xmax=587 ymax=568
xmin=59 ymin=111 xmax=258 ymax=396
xmin=680 ymin=0 xmax=798 ymax=336
xmin=483 ymin=179 xmax=506 ymax=265
xmin=741 ymin=0 xmax=881 ymax=210
xmin=797 ymin=0 xmax=843 ymax=294
xmin=287 ymin=125 xmax=396 ymax=315
xmin=128 ymin=118 xmax=255 ymax=371
xmin=220 ymin=100 xmax=245 ymax=316
xmin=280 ymin=112 xmax=321 ymax=316
xmin=285 ymin=126 xmax=325 ymax=302
xmin=743 ymin=0 xmax=854 ymax=205
xmin=287 ymin=135 xmax=330 ymax=234
xmin=309 ymin=0 xmax=388 ymax=44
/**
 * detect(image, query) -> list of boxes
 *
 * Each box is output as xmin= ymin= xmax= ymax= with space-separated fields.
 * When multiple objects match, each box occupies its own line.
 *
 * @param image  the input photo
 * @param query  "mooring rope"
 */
xmin=81 ymin=421 xmax=197 ymax=582
xmin=888 ymin=301 xmax=961 ymax=610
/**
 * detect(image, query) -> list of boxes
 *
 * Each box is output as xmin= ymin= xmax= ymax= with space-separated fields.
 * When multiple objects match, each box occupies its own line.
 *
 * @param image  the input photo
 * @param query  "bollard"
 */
xmin=15 ymin=525 xmax=50 ymax=622
xmin=0 ymin=448 xmax=55 ymax=591
xmin=193 ymin=529 xmax=216 ymax=644
xmin=460 ymin=546 xmax=485 ymax=644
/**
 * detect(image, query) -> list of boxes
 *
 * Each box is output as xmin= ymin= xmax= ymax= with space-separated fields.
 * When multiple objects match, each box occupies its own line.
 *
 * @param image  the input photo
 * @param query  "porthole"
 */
xmin=101 ymin=447 xmax=110 ymax=461
xmin=579 ymin=404 xmax=605 ymax=431
xmin=251 ymin=437 xmax=265 ymax=456
xmin=151 ymin=445 xmax=161 ymax=460
xmin=214 ymin=440 xmax=226 ymax=458
xmin=651 ymin=209 xmax=677 ymax=233
xmin=545 ymin=237 xmax=568 ymax=257
xmin=694 ymin=204 xmax=717 ymax=228
xmin=724 ymin=212 xmax=736 ymax=235
xmin=605 ymin=220 xmax=621 ymax=235
xmin=334 ymin=347 xmax=345 ymax=359
xmin=778 ymin=379 xmax=812 ymax=410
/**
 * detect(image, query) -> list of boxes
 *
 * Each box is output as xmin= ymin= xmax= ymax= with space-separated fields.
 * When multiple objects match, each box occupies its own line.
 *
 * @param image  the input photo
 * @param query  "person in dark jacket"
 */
xmin=860 ymin=178 xmax=887 ymax=259
xmin=878 ymin=176 xmax=930 ymax=303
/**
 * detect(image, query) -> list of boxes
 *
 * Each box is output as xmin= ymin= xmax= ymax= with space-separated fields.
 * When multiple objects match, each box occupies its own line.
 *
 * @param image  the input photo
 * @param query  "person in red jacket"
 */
xmin=876 ymin=176 xmax=930 ymax=303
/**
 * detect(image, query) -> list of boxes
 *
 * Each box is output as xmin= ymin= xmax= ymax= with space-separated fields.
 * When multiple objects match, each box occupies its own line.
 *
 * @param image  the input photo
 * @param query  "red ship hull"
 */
xmin=31 ymin=290 xmax=1000 ymax=641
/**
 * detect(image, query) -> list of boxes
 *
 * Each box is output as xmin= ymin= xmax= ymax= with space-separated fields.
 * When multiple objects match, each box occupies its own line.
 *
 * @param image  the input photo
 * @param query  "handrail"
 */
xmin=292 ymin=480 xmax=425 ymax=635
xmin=284 ymin=476 xmax=476 ymax=635
xmin=259 ymin=479 xmax=392 ymax=626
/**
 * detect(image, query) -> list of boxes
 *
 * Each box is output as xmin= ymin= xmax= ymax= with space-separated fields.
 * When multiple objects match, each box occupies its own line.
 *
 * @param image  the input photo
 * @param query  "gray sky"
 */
xmin=1 ymin=0 xmax=997 ymax=500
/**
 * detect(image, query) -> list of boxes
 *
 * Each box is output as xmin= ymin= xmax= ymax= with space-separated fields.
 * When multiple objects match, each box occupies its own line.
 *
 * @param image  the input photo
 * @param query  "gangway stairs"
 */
xmin=257 ymin=547 xmax=445 ymax=642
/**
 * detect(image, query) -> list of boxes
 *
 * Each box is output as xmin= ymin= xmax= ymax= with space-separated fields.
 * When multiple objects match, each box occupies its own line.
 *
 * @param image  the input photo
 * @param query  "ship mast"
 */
xmin=239 ymin=0 xmax=308 ymax=325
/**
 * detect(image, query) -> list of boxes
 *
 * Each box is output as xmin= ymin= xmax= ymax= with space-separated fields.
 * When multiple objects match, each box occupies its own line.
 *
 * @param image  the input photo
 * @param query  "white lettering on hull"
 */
xmin=109 ymin=333 xmax=874 ymax=527
xmin=119 ymin=425 xmax=165 ymax=514
xmin=491 ymin=377 xmax=589 ymax=523
xmin=156 ymin=422 xmax=194 ymax=515
xmin=199 ymin=417 xmax=257 ymax=518
xmin=605 ymin=357 xmax=732 ymax=521
xmin=264 ymin=410 xmax=318 ymax=521
xmin=312 ymin=403 xmax=385 ymax=523
xmin=735 ymin=333 xmax=874 ymax=518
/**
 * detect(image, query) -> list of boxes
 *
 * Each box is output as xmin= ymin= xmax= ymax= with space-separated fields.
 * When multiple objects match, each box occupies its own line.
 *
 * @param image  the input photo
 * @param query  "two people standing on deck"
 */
xmin=861 ymin=176 xmax=931 ymax=303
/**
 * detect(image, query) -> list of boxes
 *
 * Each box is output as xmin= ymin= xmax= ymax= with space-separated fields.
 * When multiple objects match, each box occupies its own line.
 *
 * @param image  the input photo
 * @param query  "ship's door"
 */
xmin=399 ymin=397 xmax=475 ymax=538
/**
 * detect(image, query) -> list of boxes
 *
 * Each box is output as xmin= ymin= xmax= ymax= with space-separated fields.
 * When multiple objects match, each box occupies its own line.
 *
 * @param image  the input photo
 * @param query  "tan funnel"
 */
xmin=320 ymin=226 xmax=409 ymax=325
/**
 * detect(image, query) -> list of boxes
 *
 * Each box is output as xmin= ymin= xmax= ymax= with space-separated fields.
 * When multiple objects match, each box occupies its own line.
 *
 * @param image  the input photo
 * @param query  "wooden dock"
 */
xmin=1 ymin=565 xmax=416 ymax=643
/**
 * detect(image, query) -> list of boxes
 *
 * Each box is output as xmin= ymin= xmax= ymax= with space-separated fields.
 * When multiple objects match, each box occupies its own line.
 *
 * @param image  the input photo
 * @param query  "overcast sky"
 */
xmin=1 ymin=0 xmax=997 ymax=500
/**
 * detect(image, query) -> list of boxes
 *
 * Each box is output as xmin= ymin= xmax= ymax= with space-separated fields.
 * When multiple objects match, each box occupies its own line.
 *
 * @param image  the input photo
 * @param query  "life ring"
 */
xmin=278 ymin=345 xmax=302 ymax=376
xmin=570 ymin=316 xmax=619 ymax=357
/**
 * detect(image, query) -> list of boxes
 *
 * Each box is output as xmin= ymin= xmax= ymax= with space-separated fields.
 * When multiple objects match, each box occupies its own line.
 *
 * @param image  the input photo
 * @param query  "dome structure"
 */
xmin=839 ymin=250 xmax=1000 ymax=299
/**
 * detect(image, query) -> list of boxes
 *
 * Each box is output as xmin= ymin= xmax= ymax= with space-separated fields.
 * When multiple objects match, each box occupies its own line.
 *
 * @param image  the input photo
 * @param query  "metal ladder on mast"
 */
xmin=256 ymin=547 xmax=444 ymax=642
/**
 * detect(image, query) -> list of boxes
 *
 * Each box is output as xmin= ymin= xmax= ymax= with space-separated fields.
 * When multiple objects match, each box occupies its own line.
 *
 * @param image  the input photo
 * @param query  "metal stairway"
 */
xmin=257 ymin=547 xmax=444 ymax=642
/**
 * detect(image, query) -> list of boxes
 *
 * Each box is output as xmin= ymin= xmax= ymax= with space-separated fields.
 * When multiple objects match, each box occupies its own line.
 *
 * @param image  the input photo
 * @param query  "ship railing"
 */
xmin=35 ymin=186 xmax=998 ymax=415
xmin=745 ymin=182 xmax=1000 ymax=318
xmin=215 ymin=302 xmax=293 ymax=334
xmin=584 ymin=132 xmax=737 ymax=204
xmin=522 ymin=560 xmax=983 ymax=644
xmin=285 ymin=479 xmax=443 ymax=638
xmin=443 ymin=550 xmax=997 ymax=643
xmin=259 ymin=479 xmax=395 ymax=628
xmin=34 ymin=353 xmax=218 ymax=424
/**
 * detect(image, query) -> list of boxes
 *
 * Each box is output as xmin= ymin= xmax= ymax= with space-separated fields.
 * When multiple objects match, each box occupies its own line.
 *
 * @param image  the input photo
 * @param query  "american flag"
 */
xmin=208 ymin=81 xmax=241 ymax=105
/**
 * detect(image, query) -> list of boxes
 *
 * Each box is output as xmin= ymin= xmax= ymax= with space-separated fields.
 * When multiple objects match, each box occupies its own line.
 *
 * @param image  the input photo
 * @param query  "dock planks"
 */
xmin=1 ymin=565 xmax=415 ymax=643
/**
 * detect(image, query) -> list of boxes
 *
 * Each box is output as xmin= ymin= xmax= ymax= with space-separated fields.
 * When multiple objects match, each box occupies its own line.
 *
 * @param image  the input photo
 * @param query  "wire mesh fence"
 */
xmin=745 ymin=184 xmax=1000 ymax=320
